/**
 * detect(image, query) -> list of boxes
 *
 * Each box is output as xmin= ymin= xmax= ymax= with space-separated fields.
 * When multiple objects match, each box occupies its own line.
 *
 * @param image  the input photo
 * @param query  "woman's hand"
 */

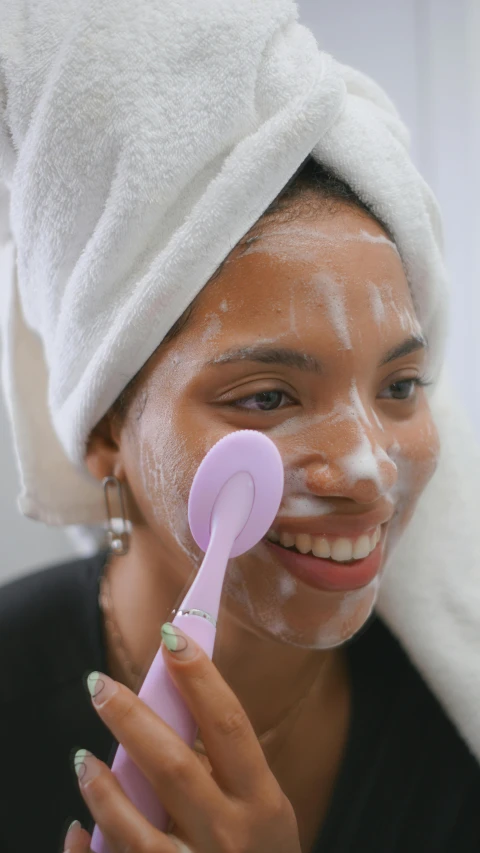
xmin=63 ymin=622 xmax=301 ymax=853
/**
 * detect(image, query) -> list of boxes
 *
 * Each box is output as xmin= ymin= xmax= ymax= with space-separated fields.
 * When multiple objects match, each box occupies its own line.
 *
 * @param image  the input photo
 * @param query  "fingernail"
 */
xmin=64 ymin=819 xmax=82 ymax=848
xmin=161 ymin=623 xmax=195 ymax=660
xmin=74 ymin=748 xmax=101 ymax=788
xmin=86 ymin=671 xmax=118 ymax=706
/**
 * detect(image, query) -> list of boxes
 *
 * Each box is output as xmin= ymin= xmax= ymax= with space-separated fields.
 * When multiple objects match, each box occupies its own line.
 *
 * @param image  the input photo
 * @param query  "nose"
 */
xmin=302 ymin=422 xmax=398 ymax=505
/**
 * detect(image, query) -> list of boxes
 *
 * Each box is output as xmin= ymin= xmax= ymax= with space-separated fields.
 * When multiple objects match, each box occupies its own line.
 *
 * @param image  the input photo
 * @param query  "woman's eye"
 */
xmin=380 ymin=378 xmax=419 ymax=400
xmin=231 ymin=390 xmax=291 ymax=411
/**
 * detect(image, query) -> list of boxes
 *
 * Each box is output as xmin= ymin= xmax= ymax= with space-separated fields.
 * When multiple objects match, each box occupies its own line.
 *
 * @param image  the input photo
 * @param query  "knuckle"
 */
xmin=189 ymin=656 xmax=210 ymax=684
xmin=164 ymin=750 xmax=196 ymax=785
xmin=213 ymin=707 xmax=250 ymax=739
xmin=105 ymin=690 xmax=138 ymax=725
xmin=84 ymin=771 xmax=112 ymax=805
xmin=271 ymin=791 xmax=295 ymax=820
xmin=263 ymin=789 xmax=298 ymax=832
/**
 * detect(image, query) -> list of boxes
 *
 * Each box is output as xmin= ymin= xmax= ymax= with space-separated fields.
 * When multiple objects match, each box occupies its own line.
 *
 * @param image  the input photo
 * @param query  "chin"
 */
xmin=223 ymin=555 xmax=381 ymax=651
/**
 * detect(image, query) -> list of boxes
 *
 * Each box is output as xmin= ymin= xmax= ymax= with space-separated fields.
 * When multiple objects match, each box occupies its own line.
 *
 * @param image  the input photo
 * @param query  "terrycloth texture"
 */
xmin=1 ymin=0 xmax=480 ymax=770
xmin=0 ymin=0 xmax=447 ymax=525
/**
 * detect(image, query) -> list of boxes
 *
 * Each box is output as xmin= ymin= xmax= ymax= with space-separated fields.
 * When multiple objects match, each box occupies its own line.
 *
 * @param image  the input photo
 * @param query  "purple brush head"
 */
xmin=182 ymin=430 xmax=284 ymax=617
xmin=188 ymin=429 xmax=284 ymax=556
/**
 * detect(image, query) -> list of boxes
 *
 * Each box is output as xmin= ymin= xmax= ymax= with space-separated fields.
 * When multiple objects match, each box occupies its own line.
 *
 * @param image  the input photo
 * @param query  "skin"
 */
xmin=73 ymin=197 xmax=440 ymax=853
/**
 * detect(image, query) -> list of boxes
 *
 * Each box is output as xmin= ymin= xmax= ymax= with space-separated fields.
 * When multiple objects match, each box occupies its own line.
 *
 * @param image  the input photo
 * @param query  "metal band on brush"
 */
xmin=172 ymin=608 xmax=217 ymax=628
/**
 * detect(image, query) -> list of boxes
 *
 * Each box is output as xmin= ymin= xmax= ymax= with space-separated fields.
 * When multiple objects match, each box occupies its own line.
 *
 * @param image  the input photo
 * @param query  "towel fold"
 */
xmin=1 ymin=0 xmax=480 ymax=765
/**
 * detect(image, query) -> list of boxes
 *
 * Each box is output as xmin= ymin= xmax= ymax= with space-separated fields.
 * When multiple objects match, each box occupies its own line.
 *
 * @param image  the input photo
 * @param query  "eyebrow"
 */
xmin=379 ymin=334 xmax=427 ymax=366
xmin=207 ymin=334 xmax=427 ymax=374
xmin=208 ymin=346 xmax=324 ymax=374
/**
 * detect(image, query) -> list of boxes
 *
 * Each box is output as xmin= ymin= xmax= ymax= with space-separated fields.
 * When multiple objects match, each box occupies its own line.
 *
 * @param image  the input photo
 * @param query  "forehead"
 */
xmin=195 ymin=208 xmax=413 ymax=327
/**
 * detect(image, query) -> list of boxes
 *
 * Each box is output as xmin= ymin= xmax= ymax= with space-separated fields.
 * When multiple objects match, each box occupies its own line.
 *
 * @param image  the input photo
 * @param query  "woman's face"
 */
xmin=114 ymin=200 xmax=440 ymax=649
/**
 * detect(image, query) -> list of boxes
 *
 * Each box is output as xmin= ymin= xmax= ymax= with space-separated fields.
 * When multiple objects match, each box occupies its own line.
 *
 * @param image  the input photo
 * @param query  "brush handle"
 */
xmin=90 ymin=612 xmax=216 ymax=853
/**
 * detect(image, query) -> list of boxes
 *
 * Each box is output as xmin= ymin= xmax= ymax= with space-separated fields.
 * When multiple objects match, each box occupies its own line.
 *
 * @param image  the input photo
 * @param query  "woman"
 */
xmin=1 ymin=2 xmax=479 ymax=852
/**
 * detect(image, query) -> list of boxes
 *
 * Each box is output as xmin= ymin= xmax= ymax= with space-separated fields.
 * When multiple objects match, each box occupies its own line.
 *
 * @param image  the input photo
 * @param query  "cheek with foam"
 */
xmin=138 ymin=428 xmax=200 ymax=565
xmin=224 ymin=547 xmax=380 ymax=650
xmin=134 ymin=350 xmax=206 ymax=565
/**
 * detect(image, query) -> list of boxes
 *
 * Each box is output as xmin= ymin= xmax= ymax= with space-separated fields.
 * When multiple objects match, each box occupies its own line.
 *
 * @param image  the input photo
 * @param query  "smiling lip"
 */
xmin=271 ymin=509 xmax=392 ymax=540
xmin=263 ymin=526 xmax=386 ymax=592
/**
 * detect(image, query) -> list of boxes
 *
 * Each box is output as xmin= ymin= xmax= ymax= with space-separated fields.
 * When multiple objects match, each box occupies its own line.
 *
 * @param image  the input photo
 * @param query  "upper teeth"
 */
xmin=266 ymin=526 xmax=381 ymax=562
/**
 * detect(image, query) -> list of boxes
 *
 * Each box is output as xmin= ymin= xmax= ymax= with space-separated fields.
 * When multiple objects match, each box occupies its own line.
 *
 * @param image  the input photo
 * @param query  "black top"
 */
xmin=1 ymin=551 xmax=479 ymax=853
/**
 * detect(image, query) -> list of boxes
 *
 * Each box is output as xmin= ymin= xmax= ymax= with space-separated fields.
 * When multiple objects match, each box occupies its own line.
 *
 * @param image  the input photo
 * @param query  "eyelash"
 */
xmin=228 ymin=375 xmax=433 ymax=412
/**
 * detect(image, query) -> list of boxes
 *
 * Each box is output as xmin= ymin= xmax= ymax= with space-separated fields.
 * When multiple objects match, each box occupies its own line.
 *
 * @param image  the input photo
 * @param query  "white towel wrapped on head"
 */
xmin=1 ymin=0 xmax=480 ymax=764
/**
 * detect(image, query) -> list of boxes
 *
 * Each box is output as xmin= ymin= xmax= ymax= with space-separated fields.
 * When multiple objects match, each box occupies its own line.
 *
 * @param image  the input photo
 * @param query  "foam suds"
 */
xmin=313 ymin=272 xmax=352 ymax=350
xmin=278 ymin=494 xmax=334 ymax=518
xmin=269 ymin=410 xmax=333 ymax=438
xmin=200 ymin=312 xmax=223 ymax=344
xmin=358 ymin=228 xmax=400 ymax=256
xmin=236 ymin=223 xmax=400 ymax=267
xmin=313 ymin=576 xmax=380 ymax=649
xmin=278 ymin=573 xmax=297 ymax=599
xmin=371 ymin=406 xmax=384 ymax=432
xmin=367 ymin=280 xmax=386 ymax=325
xmin=338 ymin=429 xmax=383 ymax=489
xmin=139 ymin=432 xmax=199 ymax=565
xmin=349 ymin=377 xmax=371 ymax=429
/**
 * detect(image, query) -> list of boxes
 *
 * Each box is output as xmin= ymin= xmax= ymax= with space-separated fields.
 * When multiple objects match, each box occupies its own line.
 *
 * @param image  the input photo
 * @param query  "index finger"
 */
xmin=161 ymin=622 xmax=272 ymax=800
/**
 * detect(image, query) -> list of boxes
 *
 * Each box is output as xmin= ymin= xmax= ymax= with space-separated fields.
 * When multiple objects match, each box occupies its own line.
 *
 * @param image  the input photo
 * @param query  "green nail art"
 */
xmin=161 ymin=622 xmax=191 ymax=657
xmin=161 ymin=622 xmax=180 ymax=651
xmin=87 ymin=671 xmax=100 ymax=698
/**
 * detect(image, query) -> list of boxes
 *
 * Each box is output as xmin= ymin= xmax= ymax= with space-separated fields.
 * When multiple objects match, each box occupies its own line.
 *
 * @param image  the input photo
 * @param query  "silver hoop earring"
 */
xmin=102 ymin=475 xmax=131 ymax=555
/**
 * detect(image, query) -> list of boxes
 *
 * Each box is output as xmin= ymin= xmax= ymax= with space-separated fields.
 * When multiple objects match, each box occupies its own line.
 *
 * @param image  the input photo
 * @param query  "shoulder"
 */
xmin=0 ymin=551 xmax=107 ymax=707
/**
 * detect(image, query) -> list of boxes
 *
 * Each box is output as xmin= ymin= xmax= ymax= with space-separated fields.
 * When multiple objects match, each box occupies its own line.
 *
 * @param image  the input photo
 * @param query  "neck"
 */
xmin=101 ymin=529 xmax=344 ymax=745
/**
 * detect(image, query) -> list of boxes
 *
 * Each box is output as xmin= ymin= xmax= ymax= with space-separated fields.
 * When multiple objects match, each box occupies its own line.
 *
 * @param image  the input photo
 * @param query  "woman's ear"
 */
xmin=84 ymin=411 xmax=125 ymax=483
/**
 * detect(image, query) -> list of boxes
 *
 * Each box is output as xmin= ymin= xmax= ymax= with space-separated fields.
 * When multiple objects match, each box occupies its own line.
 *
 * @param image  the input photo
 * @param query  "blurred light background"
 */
xmin=0 ymin=0 xmax=478 ymax=583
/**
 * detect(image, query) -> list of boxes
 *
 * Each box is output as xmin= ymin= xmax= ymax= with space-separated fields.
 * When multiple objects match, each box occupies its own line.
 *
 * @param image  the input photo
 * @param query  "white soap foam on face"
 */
xmin=312 ymin=272 xmax=352 ymax=350
xmin=400 ymin=306 xmax=423 ymax=337
xmin=367 ymin=280 xmax=386 ymax=325
xmin=338 ymin=429 xmax=383 ymax=490
xmin=269 ymin=410 xmax=335 ymax=438
xmin=200 ymin=312 xmax=223 ymax=344
xmin=278 ymin=572 xmax=297 ymax=599
xmin=139 ymin=430 xmax=199 ymax=565
xmin=219 ymin=299 xmax=228 ymax=313
xmin=223 ymin=558 xmax=257 ymax=619
xmin=236 ymin=223 xmax=400 ymax=268
xmin=313 ymin=576 xmax=380 ymax=649
xmin=358 ymin=229 xmax=400 ymax=256
xmin=224 ymin=503 xmax=383 ymax=649
xmin=278 ymin=494 xmax=335 ymax=518
xmin=135 ymin=346 xmax=209 ymax=566
xmin=371 ymin=407 xmax=384 ymax=432
xmin=333 ymin=380 xmax=397 ymax=494
xmin=349 ymin=378 xmax=371 ymax=429
xmin=379 ymin=281 xmax=421 ymax=337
